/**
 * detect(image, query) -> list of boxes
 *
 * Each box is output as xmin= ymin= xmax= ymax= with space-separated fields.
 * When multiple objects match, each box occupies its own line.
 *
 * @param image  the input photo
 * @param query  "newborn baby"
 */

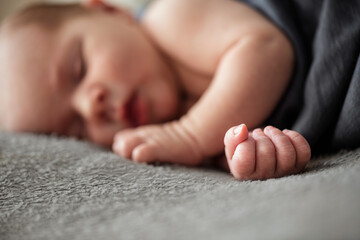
xmin=0 ymin=0 xmax=316 ymax=180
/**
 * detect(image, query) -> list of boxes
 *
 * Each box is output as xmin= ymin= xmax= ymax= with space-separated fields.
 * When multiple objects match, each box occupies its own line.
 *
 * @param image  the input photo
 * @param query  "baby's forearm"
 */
xmin=179 ymin=34 xmax=294 ymax=158
xmin=113 ymin=31 xmax=294 ymax=166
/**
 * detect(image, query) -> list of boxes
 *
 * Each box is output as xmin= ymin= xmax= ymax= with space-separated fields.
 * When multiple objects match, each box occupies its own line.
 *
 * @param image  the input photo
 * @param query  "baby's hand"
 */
xmin=112 ymin=122 xmax=203 ymax=165
xmin=224 ymin=124 xmax=311 ymax=180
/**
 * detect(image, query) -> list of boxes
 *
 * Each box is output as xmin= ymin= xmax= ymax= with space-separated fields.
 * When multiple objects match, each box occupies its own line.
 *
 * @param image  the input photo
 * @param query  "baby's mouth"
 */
xmin=123 ymin=92 xmax=148 ymax=127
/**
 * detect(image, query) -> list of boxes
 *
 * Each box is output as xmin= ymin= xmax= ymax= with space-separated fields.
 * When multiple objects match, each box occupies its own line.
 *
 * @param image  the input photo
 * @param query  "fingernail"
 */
xmin=233 ymin=124 xmax=244 ymax=135
xmin=252 ymin=128 xmax=261 ymax=136
xmin=265 ymin=126 xmax=274 ymax=131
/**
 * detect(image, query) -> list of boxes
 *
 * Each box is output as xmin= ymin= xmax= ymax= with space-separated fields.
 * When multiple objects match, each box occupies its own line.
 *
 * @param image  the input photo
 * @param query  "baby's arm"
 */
xmin=113 ymin=0 xmax=310 ymax=178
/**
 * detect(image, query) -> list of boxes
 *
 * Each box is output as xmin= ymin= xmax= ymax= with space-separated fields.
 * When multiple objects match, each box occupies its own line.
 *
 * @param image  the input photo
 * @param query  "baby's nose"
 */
xmin=79 ymin=85 xmax=110 ymax=123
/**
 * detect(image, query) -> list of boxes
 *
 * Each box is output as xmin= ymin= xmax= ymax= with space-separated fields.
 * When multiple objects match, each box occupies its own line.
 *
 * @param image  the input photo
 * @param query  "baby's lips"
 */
xmin=135 ymin=94 xmax=149 ymax=126
xmin=123 ymin=93 xmax=135 ymax=125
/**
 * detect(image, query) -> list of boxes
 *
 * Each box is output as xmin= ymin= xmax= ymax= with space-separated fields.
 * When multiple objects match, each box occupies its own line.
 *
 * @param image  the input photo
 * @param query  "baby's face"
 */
xmin=0 ymin=7 xmax=180 ymax=147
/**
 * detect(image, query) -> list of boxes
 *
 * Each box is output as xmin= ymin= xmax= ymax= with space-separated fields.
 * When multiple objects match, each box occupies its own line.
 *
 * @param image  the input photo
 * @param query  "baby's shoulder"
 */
xmin=141 ymin=0 xmax=283 ymax=73
xmin=140 ymin=0 xmax=216 ymax=71
xmin=141 ymin=0 xmax=201 ymax=38
xmin=142 ymin=0 xmax=278 ymax=37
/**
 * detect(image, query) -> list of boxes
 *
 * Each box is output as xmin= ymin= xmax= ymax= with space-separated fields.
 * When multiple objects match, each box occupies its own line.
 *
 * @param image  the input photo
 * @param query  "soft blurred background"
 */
xmin=0 ymin=0 xmax=152 ymax=22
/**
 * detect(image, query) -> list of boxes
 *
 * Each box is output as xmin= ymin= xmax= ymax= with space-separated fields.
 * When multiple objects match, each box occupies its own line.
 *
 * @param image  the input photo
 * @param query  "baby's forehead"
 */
xmin=1 ymin=26 xmax=54 ymax=76
xmin=1 ymin=21 xmax=54 ymax=55
xmin=0 ymin=25 xmax=57 ymax=114
xmin=0 ymin=5 xmax=84 ymax=133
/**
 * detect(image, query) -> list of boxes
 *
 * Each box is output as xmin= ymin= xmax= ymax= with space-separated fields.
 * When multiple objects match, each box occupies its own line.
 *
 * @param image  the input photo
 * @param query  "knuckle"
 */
xmin=271 ymin=132 xmax=287 ymax=142
xmin=280 ymin=144 xmax=296 ymax=157
xmin=252 ymin=132 xmax=268 ymax=141
xmin=258 ymin=141 xmax=275 ymax=154
xmin=265 ymin=127 xmax=284 ymax=141
xmin=283 ymin=129 xmax=311 ymax=163
xmin=252 ymin=128 xmax=263 ymax=136
xmin=289 ymin=131 xmax=304 ymax=142
xmin=285 ymin=130 xmax=307 ymax=145
xmin=276 ymin=146 xmax=296 ymax=173
xmin=273 ymin=137 xmax=295 ymax=157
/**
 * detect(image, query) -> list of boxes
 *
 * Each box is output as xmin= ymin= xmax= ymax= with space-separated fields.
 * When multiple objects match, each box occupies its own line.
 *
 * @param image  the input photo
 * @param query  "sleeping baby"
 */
xmin=1 ymin=0 xmax=359 ymax=180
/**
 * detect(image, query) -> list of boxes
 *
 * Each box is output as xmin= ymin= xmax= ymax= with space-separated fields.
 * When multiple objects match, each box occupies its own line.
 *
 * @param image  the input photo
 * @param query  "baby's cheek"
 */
xmin=149 ymin=82 xmax=180 ymax=122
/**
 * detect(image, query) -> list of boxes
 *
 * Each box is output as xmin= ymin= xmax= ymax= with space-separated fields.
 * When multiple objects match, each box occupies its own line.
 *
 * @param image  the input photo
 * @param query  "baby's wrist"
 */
xmin=164 ymin=120 xmax=205 ymax=164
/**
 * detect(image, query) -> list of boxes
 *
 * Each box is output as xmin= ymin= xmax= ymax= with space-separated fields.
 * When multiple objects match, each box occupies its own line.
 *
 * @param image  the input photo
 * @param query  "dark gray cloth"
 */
xmin=239 ymin=0 xmax=360 ymax=153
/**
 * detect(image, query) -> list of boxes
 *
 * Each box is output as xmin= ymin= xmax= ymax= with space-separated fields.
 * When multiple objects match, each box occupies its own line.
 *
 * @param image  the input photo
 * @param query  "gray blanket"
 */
xmin=1 ymin=131 xmax=360 ymax=240
xmin=239 ymin=0 xmax=360 ymax=153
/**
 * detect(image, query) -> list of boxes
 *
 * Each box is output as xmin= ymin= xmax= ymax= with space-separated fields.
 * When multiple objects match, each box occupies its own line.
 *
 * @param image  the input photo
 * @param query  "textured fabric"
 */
xmin=237 ymin=0 xmax=360 ymax=153
xmin=1 ymin=132 xmax=360 ymax=240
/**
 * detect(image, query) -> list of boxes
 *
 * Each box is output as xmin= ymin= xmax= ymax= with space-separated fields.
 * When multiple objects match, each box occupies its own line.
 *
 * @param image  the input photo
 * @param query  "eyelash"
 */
xmin=78 ymin=44 xmax=87 ymax=81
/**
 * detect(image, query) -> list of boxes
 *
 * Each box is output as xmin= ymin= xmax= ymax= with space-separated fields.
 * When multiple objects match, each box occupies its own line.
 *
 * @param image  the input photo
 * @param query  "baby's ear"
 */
xmin=83 ymin=0 xmax=117 ymax=12
xmin=83 ymin=0 xmax=134 ymax=21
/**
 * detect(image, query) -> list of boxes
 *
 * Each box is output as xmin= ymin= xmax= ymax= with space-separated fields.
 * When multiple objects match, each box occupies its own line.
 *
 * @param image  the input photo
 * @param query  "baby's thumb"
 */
xmin=224 ymin=124 xmax=249 ymax=160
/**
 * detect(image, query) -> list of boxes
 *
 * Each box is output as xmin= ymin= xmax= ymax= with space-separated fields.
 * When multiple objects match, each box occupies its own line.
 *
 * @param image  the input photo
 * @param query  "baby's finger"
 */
xmin=230 ymin=135 xmax=256 ymax=180
xmin=132 ymin=143 xmax=157 ymax=163
xmin=282 ymin=129 xmax=311 ymax=172
xmin=252 ymin=129 xmax=276 ymax=179
xmin=224 ymin=124 xmax=249 ymax=161
xmin=264 ymin=126 xmax=296 ymax=177
xmin=113 ymin=128 xmax=136 ymax=142
xmin=112 ymin=134 xmax=144 ymax=159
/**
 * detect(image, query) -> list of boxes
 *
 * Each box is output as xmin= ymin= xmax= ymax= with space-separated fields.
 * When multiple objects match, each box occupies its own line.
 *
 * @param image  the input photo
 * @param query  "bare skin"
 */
xmin=0 ymin=0 xmax=311 ymax=180
xmin=112 ymin=0 xmax=311 ymax=179
xmin=224 ymin=125 xmax=310 ymax=180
